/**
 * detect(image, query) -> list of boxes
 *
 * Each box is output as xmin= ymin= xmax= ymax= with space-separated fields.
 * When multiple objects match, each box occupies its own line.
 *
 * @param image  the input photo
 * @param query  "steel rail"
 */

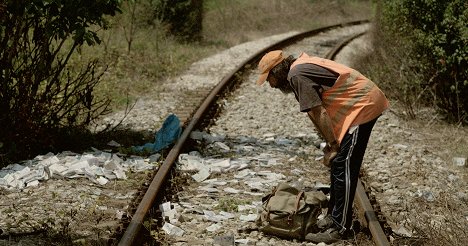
xmin=355 ymin=181 xmax=390 ymax=246
xmin=326 ymin=31 xmax=366 ymax=60
xmin=118 ymin=19 xmax=388 ymax=246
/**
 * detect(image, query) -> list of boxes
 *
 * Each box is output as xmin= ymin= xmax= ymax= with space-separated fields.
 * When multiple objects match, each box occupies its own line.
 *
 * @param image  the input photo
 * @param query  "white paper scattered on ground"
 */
xmin=0 ymin=150 xmax=156 ymax=190
xmin=162 ymin=222 xmax=185 ymax=236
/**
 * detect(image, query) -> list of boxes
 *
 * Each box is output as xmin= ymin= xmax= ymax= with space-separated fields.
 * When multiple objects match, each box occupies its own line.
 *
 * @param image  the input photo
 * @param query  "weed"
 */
xmin=216 ymin=197 xmax=248 ymax=212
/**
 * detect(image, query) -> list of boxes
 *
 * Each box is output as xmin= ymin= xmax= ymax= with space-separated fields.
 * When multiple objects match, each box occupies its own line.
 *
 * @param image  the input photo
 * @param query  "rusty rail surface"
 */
xmin=118 ymin=19 xmax=390 ymax=246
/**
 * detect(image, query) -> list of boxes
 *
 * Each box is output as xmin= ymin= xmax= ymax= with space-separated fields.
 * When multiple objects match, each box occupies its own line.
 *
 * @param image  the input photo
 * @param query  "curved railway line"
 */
xmin=118 ymin=20 xmax=391 ymax=246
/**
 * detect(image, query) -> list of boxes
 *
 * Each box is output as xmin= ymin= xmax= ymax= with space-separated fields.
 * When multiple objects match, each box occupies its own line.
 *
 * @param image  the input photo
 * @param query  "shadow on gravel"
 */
xmin=0 ymin=126 xmax=155 ymax=167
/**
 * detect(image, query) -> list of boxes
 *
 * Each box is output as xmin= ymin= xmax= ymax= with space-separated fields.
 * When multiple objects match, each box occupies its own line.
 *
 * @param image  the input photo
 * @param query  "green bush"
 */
xmin=0 ymin=0 xmax=121 ymax=164
xmin=380 ymin=0 xmax=468 ymax=123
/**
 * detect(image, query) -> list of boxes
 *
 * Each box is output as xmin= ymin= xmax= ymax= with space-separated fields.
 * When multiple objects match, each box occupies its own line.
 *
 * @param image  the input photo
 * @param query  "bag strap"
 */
xmin=286 ymin=191 xmax=305 ymax=225
xmin=264 ymin=185 xmax=280 ymax=222
xmin=292 ymin=191 xmax=304 ymax=215
xmin=262 ymin=185 xmax=279 ymax=204
xmin=294 ymin=191 xmax=305 ymax=213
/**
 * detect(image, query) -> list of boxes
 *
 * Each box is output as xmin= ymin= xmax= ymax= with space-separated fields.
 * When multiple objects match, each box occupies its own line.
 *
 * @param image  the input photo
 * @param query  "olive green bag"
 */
xmin=257 ymin=182 xmax=328 ymax=240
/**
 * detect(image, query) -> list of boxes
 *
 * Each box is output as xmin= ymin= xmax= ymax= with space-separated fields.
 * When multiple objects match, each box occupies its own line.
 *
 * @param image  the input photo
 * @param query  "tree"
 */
xmin=381 ymin=0 xmax=468 ymax=123
xmin=0 ymin=0 xmax=121 ymax=164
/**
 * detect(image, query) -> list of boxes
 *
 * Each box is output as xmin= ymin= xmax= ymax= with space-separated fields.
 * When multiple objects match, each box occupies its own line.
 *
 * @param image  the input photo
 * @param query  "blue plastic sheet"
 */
xmin=132 ymin=114 xmax=182 ymax=154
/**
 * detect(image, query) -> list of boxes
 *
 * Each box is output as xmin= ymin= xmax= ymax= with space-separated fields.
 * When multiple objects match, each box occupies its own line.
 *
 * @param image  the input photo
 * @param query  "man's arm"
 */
xmin=307 ymin=105 xmax=340 ymax=166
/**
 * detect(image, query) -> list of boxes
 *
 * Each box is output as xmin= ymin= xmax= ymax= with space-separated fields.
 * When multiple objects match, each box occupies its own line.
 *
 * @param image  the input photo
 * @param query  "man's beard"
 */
xmin=277 ymin=78 xmax=294 ymax=94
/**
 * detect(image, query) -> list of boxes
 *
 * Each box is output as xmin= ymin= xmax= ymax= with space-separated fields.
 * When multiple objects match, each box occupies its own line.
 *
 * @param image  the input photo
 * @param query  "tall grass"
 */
xmin=395 ymin=193 xmax=468 ymax=246
xmin=203 ymin=0 xmax=373 ymax=47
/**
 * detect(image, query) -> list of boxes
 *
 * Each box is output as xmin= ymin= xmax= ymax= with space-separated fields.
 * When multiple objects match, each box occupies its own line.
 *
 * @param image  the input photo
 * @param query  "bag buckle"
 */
xmin=287 ymin=215 xmax=293 ymax=225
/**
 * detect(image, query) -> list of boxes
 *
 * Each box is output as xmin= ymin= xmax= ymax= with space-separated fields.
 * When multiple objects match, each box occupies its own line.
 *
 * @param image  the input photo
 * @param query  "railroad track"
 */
xmin=118 ymin=20 xmax=391 ymax=246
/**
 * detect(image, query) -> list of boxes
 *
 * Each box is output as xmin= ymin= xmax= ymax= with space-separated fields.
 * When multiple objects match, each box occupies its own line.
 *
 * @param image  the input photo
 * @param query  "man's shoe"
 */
xmin=317 ymin=214 xmax=334 ymax=230
xmin=305 ymin=227 xmax=342 ymax=244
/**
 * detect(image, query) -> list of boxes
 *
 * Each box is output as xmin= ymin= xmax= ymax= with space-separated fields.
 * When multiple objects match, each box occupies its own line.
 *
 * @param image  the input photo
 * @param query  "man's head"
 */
xmin=256 ymin=50 xmax=285 ymax=85
xmin=256 ymin=50 xmax=294 ymax=94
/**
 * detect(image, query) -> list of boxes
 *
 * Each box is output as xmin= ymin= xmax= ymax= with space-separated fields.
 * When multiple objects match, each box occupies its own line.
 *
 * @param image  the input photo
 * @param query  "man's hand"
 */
xmin=323 ymin=142 xmax=339 ymax=167
xmin=307 ymin=107 xmax=339 ymax=167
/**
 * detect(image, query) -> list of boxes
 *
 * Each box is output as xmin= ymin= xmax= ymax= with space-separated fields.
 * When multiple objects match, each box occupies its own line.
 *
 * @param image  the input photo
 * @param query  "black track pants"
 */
xmin=328 ymin=118 xmax=378 ymax=233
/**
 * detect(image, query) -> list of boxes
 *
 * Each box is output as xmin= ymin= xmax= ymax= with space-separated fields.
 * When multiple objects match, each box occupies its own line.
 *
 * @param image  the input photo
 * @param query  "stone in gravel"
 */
xmin=190 ymin=130 xmax=205 ymax=140
xmin=203 ymin=210 xmax=223 ymax=222
xmin=456 ymin=192 xmax=467 ymax=202
xmin=199 ymin=185 xmax=219 ymax=193
xmin=264 ymin=158 xmax=278 ymax=166
xmin=257 ymin=171 xmax=285 ymax=181
xmin=203 ymin=133 xmax=226 ymax=143
xmin=239 ymin=214 xmax=258 ymax=222
xmin=220 ymin=211 xmax=236 ymax=220
xmin=203 ymin=179 xmax=227 ymax=186
xmin=415 ymin=189 xmax=435 ymax=202
xmin=387 ymin=195 xmax=402 ymax=205
xmin=224 ymin=187 xmax=241 ymax=194
xmin=237 ymin=136 xmax=257 ymax=144
xmin=115 ymin=210 xmax=124 ymax=220
xmin=234 ymin=169 xmax=254 ymax=179
xmin=244 ymin=191 xmax=264 ymax=196
xmin=452 ymin=157 xmax=466 ymax=167
xmin=393 ymin=225 xmax=412 ymax=237
xmin=245 ymin=180 xmax=268 ymax=191
xmin=392 ymin=143 xmax=408 ymax=150
xmin=148 ymin=153 xmax=161 ymax=162
xmin=107 ymin=140 xmax=121 ymax=147
xmin=238 ymin=204 xmax=257 ymax=212
xmin=213 ymin=234 xmax=235 ymax=246
xmin=275 ymin=138 xmax=294 ymax=145
xmin=234 ymin=238 xmax=250 ymax=245
xmin=313 ymin=181 xmax=331 ymax=190
xmin=26 ymin=180 xmax=39 ymax=187
xmin=206 ymin=223 xmax=223 ymax=232
xmin=95 ymin=176 xmax=108 ymax=185
xmin=448 ymin=173 xmax=459 ymax=182
xmin=226 ymin=162 xmax=249 ymax=172
xmin=213 ymin=141 xmax=231 ymax=151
